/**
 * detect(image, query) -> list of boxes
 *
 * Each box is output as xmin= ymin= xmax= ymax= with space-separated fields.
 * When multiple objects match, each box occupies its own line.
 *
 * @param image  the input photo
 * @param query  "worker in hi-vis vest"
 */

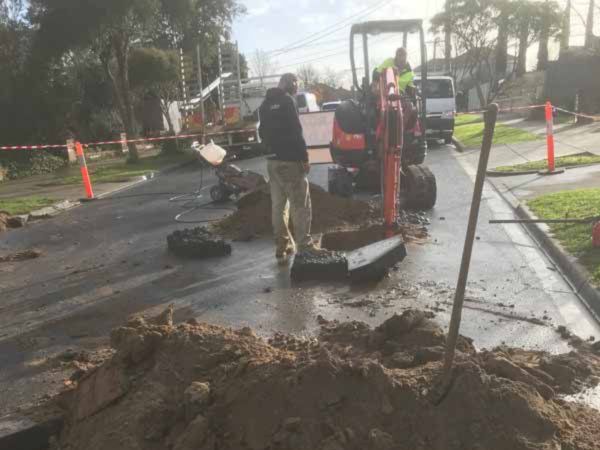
xmin=374 ymin=47 xmax=415 ymax=94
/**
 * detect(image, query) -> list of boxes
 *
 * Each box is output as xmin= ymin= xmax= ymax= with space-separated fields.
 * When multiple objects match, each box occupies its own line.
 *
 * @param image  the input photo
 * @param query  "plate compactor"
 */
xmin=328 ymin=20 xmax=437 ymax=229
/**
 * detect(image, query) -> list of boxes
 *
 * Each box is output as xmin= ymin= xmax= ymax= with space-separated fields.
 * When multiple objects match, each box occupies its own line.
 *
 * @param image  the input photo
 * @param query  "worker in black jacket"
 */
xmin=259 ymin=73 xmax=320 ymax=260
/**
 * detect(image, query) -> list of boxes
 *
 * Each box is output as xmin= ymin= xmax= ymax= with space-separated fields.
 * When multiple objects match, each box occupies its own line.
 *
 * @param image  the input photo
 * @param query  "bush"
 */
xmin=0 ymin=151 xmax=67 ymax=181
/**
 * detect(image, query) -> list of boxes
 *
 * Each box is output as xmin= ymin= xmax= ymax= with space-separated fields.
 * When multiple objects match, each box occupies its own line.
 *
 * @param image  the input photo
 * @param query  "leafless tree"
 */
xmin=323 ymin=67 xmax=341 ymax=88
xmin=297 ymin=64 xmax=320 ymax=88
xmin=250 ymin=49 xmax=276 ymax=82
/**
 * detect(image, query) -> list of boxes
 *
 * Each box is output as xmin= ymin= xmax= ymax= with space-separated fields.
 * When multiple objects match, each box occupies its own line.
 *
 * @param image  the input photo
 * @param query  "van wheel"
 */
xmin=444 ymin=135 xmax=453 ymax=145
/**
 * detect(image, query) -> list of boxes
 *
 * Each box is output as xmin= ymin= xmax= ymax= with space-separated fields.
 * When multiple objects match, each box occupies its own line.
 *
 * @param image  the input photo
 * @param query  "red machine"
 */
xmin=329 ymin=20 xmax=437 ymax=229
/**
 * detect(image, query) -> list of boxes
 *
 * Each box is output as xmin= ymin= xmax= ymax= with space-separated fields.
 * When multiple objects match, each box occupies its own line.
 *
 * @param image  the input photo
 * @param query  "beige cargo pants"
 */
xmin=267 ymin=159 xmax=313 ymax=253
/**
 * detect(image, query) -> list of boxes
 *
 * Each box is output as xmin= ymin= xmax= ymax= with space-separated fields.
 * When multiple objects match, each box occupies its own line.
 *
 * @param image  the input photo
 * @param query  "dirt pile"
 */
xmin=213 ymin=184 xmax=377 ymax=239
xmin=54 ymin=309 xmax=600 ymax=450
xmin=212 ymin=185 xmax=428 ymax=243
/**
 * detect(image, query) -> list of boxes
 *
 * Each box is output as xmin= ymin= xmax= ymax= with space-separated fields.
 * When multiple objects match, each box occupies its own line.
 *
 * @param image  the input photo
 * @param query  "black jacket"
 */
xmin=258 ymin=88 xmax=308 ymax=162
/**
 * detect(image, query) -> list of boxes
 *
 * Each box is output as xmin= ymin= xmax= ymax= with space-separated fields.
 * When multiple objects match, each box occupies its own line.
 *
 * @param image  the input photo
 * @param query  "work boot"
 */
xmin=299 ymin=245 xmax=330 ymax=257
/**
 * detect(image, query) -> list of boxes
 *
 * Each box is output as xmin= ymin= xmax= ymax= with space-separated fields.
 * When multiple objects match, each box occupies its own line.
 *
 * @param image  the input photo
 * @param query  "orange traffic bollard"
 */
xmin=75 ymin=141 xmax=95 ymax=200
xmin=540 ymin=101 xmax=564 ymax=175
xmin=545 ymin=101 xmax=555 ymax=171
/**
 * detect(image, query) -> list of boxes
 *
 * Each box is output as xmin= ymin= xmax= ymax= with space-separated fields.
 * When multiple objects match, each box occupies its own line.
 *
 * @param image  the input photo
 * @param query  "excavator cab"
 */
xmin=329 ymin=20 xmax=436 ymax=213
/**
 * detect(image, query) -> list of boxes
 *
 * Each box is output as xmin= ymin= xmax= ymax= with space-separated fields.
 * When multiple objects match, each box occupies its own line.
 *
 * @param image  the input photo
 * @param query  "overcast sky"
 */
xmin=232 ymin=0 xmax=591 ymax=86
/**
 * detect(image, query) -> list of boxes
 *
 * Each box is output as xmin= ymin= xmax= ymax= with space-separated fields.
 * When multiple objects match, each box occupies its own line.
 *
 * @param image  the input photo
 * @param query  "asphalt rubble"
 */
xmin=46 ymin=307 xmax=600 ymax=450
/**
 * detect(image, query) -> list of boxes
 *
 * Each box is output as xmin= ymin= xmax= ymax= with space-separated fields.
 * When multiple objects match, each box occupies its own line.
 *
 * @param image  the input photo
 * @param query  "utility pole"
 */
xmin=561 ymin=0 xmax=571 ymax=51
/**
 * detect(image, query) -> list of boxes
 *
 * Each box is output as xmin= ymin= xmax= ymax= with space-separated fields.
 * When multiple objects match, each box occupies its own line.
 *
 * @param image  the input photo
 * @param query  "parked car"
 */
xmin=321 ymin=101 xmax=342 ymax=111
xmin=296 ymin=92 xmax=320 ymax=113
xmin=414 ymin=75 xmax=456 ymax=144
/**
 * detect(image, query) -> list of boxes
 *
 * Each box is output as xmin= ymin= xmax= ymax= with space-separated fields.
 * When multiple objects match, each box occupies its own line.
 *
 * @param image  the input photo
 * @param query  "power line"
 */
xmin=268 ymin=0 xmax=392 ymax=56
xmin=277 ymin=34 xmax=397 ymax=70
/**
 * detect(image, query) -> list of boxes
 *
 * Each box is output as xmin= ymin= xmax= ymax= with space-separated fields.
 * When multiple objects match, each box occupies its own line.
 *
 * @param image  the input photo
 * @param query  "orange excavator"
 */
xmin=328 ymin=20 xmax=437 ymax=232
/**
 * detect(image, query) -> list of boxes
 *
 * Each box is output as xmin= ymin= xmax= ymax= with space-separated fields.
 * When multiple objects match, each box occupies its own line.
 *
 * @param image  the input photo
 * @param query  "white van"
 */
xmin=296 ymin=92 xmax=320 ymax=113
xmin=414 ymin=75 xmax=456 ymax=144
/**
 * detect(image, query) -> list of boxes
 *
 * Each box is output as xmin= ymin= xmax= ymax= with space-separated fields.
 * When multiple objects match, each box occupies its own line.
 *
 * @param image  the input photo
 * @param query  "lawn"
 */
xmin=493 ymin=152 xmax=600 ymax=173
xmin=454 ymin=117 xmax=539 ymax=149
xmin=455 ymin=114 xmax=484 ymax=126
xmin=0 ymin=196 xmax=56 ymax=215
xmin=49 ymin=153 xmax=194 ymax=185
xmin=528 ymin=188 xmax=600 ymax=284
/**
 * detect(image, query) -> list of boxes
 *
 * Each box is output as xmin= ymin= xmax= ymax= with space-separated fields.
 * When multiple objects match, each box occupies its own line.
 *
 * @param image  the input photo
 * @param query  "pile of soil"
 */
xmin=167 ymin=227 xmax=232 ymax=259
xmin=213 ymin=184 xmax=377 ymax=239
xmin=54 ymin=309 xmax=600 ymax=450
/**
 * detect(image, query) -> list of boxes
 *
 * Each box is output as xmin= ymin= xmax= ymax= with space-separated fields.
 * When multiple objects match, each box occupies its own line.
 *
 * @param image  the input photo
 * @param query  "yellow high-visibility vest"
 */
xmin=376 ymin=58 xmax=415 ymax=92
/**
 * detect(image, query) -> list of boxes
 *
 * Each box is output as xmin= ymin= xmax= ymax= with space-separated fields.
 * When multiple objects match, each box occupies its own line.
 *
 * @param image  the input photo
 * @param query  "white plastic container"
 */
xmin=194 ymin=140 xmax=227 ymax=166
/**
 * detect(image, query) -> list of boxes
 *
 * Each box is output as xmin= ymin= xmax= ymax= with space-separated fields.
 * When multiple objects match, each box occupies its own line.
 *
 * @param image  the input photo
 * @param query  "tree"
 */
xmin=444 ymin=0 xmax=454 ymax=71
xmin=494 ymin=0 xmax=510 ymax=78
xmin=297 ymin=64 xmax=320 ymax=88
xmin=585 ymin=0 xmax=595 ymax=48
xmin=536 ymin=0 xmax=562 ymax=70
xmin=560 ymin=0 xmax=571 ymax=50
xmin=323 ymin=67 xmax=341 ymax=88
xmin=432 ymin=0 xmax=499 ymax=107
xmin=509 ymin=0 xmax=547 ymax=76
xmin=250 ymin=49 xmax=276 ymax=82
xmin=129 ymin=47 xmax=180 ymax=134
xmin=31 ymin=0 xmax=244 ymax=162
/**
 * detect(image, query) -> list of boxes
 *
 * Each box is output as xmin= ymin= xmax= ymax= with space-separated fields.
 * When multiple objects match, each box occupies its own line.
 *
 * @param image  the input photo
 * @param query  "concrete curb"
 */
xmin=485 ymin=169 xmax=540 ymax=177
xmin=451 ymin=137 xmax=466 ymax=153
xmin=489 ymin=181 xmax=600 ymax=321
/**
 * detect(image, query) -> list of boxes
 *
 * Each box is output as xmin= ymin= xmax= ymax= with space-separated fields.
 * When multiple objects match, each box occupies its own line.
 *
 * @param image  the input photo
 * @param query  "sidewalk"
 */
xmin=457 ymin=121 xmax=600 ymax=172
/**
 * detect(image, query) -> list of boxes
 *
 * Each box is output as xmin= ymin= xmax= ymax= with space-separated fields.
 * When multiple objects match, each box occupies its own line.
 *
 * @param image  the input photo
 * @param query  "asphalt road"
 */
xmin=1 ymin=145 xmax=599 ymax=415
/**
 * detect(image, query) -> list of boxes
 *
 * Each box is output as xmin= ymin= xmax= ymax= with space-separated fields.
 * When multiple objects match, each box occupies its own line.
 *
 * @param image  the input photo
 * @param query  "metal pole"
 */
xmin=235 ymin=41 xmax=243 ymax=124
xmin=196 ymin=43 xmax=205 ymax=127
xmin=362 ymin=33 xmax=370 ymax=88
xmin=442 ymin=103 xmax=498 ymax=380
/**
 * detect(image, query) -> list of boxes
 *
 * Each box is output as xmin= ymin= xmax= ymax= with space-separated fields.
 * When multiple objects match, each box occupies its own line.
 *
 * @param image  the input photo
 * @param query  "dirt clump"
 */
xmin=55 ymin=309 xmax=600 ymax=450
xmin=167 ymin=227 xmax=232 ymax=259
xmin=0 ymin=248 xmax=42 ymax=263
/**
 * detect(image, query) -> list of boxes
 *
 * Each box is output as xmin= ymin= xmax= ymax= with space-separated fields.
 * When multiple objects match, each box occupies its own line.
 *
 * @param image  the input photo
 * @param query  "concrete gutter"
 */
xmin=489 ymin=182 xmax=600 ymax=322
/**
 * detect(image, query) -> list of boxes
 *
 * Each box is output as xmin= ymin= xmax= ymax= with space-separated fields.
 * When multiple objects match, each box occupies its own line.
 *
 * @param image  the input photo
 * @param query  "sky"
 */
xmin=232 ymin=0 xmax=594 ymax=87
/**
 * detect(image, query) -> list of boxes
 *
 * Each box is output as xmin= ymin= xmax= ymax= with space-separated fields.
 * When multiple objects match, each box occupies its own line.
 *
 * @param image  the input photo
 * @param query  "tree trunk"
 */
xmin=495 ymin=15 xmax=509 ymax=77
xmin=585 ymin=0 xmax=595 ymax=48
xmin=561 ymin=0 xmax=571 ymax=50
xmin=537 ymin=2 xmax=550 ymax=71
xmin=517 ymin=24 xmax=528 ymax=76
xmin=161 ymin=100 xmax=175 ymax=134
xmin=112 ymin=32 xmax=139 ymax=162
xmin=444 ymin=0 xmax=452 ymax=71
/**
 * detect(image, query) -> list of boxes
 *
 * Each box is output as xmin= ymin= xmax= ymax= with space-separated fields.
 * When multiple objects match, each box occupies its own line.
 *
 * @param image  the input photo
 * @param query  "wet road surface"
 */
xmin=1 ymin=145 xmax=599 ymax=415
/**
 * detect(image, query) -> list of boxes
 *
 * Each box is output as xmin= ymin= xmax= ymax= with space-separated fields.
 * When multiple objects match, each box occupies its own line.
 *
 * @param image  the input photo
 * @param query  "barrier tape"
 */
xmin=456 ymin=104 xmax=546 ymax=116
xmin=1 ymin=127 xmax=258 ymax=151
xmin=0 ymin=143 xmax=67 ymax=150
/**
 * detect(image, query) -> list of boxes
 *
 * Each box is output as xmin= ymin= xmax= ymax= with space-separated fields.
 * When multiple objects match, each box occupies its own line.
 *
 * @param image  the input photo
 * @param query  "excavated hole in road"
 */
xmin=320 ymin=225 xmax=390 ymax=251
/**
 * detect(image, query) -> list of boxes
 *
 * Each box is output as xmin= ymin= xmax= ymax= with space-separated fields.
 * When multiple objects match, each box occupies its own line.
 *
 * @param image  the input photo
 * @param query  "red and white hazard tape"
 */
xmin=456 ymin=104 xmax=546 ymax=116
xmin=0 ymin=143 xmax=67 ymax=150
xmin=1 ymin=127 xmax=257 ymax=151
